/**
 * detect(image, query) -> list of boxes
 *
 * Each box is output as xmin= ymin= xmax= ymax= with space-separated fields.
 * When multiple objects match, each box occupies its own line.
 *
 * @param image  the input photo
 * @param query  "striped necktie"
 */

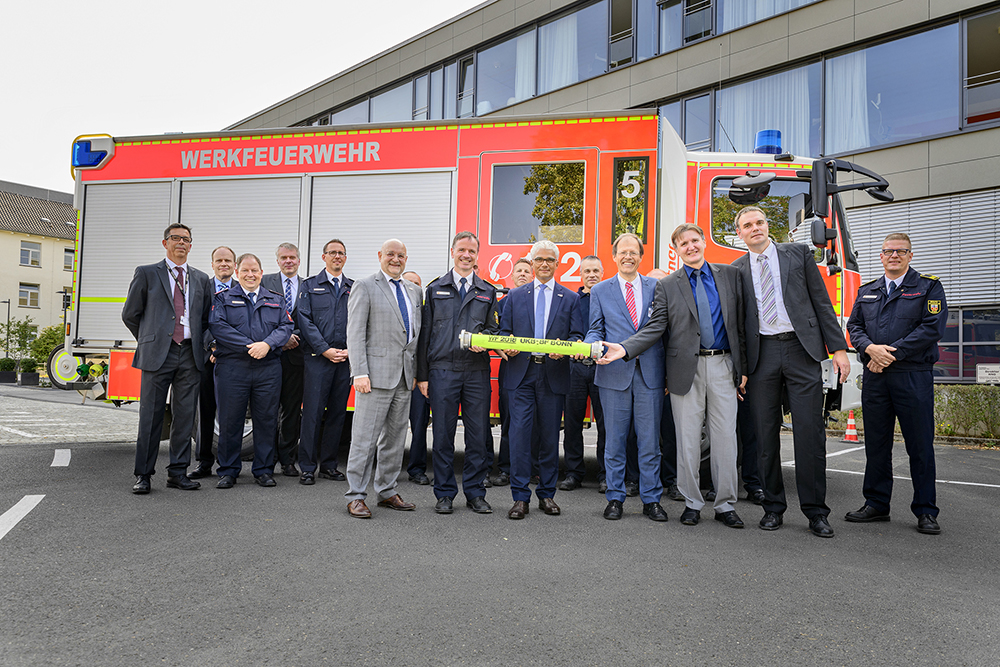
xmin=758 ymin=255 xmax=778 ymax=326
xmin=625 ymin=281 xmax=638 ymax=330
xmin=284 ymin=277 xmax=295 ymax=312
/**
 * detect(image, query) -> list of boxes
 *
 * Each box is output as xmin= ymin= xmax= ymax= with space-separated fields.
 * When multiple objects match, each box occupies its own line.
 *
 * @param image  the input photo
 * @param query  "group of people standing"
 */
xmin=122 ymin=205 xmax=946 ymax=537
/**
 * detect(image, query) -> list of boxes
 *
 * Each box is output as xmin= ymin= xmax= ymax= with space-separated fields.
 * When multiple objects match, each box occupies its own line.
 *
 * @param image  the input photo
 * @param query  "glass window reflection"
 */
xmin=476 ymin=31 xmax=536 ymax=114
xmin=539 ymin=1 xmax=608 ymax=95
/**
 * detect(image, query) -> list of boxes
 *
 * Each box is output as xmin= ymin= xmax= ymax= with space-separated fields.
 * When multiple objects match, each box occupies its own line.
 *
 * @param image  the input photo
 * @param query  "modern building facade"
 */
xmin=229 ymin=0 xmax=1000 ymax=381
xmin=0 ymin=180 xmax=77 ymax=348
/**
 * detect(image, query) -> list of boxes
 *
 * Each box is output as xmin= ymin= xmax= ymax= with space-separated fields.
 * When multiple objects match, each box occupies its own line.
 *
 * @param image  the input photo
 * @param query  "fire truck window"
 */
xmin=491 ymin=163 xmax=585 ymax=245
xmin=711 ymin=177 xmax=811 ymax=250
xmin=612 ymin=157 xmax=649 ymax=242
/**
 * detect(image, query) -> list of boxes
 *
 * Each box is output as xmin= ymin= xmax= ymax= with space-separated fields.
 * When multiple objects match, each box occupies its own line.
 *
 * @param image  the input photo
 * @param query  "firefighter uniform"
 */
xmin=846 ymin=268 xmax=947 ymax=520
xmin=210 ymin=284 xmax=293 ymax=481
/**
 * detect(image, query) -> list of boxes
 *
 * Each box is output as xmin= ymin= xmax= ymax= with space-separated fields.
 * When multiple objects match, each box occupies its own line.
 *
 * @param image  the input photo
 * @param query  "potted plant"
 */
xmin=0 ymin=358 xmax=15 ymax=383
xmin=18 ymin=358 xmax=40 ymax=386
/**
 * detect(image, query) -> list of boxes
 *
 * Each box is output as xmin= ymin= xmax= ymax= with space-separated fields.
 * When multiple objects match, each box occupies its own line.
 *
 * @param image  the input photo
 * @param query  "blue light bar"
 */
xmin=754 ymin=129 xmax=782 ymax=155
xmin=72 ymin=141 xmax=107 ymax=168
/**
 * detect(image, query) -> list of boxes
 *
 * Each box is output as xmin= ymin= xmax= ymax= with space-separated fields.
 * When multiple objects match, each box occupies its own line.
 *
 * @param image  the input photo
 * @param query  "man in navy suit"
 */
xmin=296 ymin=239 xmax=353 ymax=485
xmin=500 ymin=240 xmax=582 ymax=520
xmin=122 ymin=223 xmax=212 ymax=494
xmin=583 ymin=233 xmax=667 ymax=521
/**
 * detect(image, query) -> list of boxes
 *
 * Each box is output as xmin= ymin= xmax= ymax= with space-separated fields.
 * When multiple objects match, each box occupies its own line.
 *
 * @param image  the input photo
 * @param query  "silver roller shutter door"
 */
xmin=309 ymin=172 xmax=453 ymax=286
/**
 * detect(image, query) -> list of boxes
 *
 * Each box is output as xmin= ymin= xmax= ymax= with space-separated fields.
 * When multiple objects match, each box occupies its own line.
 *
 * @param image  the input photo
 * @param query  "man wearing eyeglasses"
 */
xmin=122 ymin=224 xmax=212 ymax=494
xmin=845 ymin=234 xmax=947 ymax=535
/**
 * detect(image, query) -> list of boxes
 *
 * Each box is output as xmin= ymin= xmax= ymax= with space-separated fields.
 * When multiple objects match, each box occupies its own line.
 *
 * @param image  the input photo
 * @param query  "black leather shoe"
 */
xmin=666 ymin=484 xmax=684 ymax=501
xmin=508 ymin=500 xmax=529 ymax=519
xmin=845 ymin=504 xmax=890 ymax=523
xmin=809 ymin=515 xmax=835 ymax=538
xmin=299 ymin=472 xmax=315 ymax=486
xmin=409 ymin=472 xmax=431 ymax=485
xmin=749 ymin=489 xmax=765 ymax=505
xmin=319 ymin=468 xmax=346 ymax=481
xmin=680 ymin=507 xmax=700 ymax=525
xmin=466 ymin=497 xmax=492 ymax=514
xmin=483 ymin=475 xmax=492 ymax=488
xmin=493 ymin=472 xmax=510 ymax=486
xmin=625 ymin=481 xmax=639 ymax=497
xmin=530 ymin=475 xmax=540 ymax=485
xmin=558 ymin=476 xmax=581 ymax=491
xmin=254 ymin=474 xmax=277 ymax=487
xmin=538 ymin=497 xmax=561 ymax=515
xmin=281 ymin=463 xmax=300 ymax=477
xmin=132 ymin=475 xmax=151 ymax=494
xmin=643 ymin=502 xmax=669 ymax=522
xmin=188 ymin=465 xmax=213 ymax=479
xmin=705 ymin=489 xmax=717 ymax=501
xmin=598 ymin=480 xmax=608 ymax=493
xmin=166 ymin=475 xmax=200 ymax=491
xmin=759 ymin=511 xmax=782 ymax=530
xmin=217 ymin=476 xmax=235 ymax=489
xmin=715 ymin=510 xmax=744 ymax=528
xmin=603 ymin=500 xmax=623 ymax=520
xmin=917 ymin=514 xmax=941 ymax=535
xmin=435 ymin=497 xmax=454 ymax=514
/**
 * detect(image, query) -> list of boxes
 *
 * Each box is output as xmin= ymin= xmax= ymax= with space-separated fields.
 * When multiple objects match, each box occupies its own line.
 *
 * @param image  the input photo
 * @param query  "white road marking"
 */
xmin=51 ymin=449 xmax=71 ymax=467
xmin=0 ymin=425 xmax=38 ymax=437
xmin=825 ymin=468 xmax=1000 ymax=489
xmin=0 ymin=495 xmax=45 ymax=541
xmin=828 ymin=446 xmax=865 ymax=457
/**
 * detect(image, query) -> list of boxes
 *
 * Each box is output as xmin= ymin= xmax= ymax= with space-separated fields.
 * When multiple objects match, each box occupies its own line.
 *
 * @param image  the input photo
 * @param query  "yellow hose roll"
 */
xmin=459 ymin=331 xmax=601 ymax=358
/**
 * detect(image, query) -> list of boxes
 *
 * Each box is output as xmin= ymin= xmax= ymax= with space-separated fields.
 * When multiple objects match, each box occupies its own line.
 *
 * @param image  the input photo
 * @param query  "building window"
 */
xmin=717 ymin=0 xmax=820 ymax=33
xmin=413 ymin=74 xmax=429 ymax=120
xmin=610 ymin=0 xmax=634 ymax=68
xmin=457 ymin=57 xmax=476 ymax=118
xmin=429 ymin=68 xmax=445 ymax=120
xmin=825 ymin=24 xmax=960 ymax=155
xmin=659 ymin=0 xmax=713 ymax=51
xmin=476 ymin=30 xmax=536 ymax=115
xmin=490 ymin=162 xmax=586 ymax=244
xmin=370 ymin=81 xmax=413 ymax=123
xmin=20 ymin=241 xmax=41 ymax=267
xmin=965 ymin=8 xmax=1000 ymax=125
xmin=330 ymin=100 xmax=368 ymax=126
xmin=19 ymin=283 xmax=40 ymax=308
xmin=539 ymin=1 xmax=608 ymax=95
xmin=64 ymin=248 xmax=74 ymax=271
xmin=636 ymin=0 xmax=659 ymax=61
xmin=937 ymin=307 xmax=1000 ymax=382
xmin=716 ymin=63 xmax=822 ymax=156
xmin=684 ymin=93 xmax=713 ymax=151
xmin=444 ymin=62 xmax=458 ymax=119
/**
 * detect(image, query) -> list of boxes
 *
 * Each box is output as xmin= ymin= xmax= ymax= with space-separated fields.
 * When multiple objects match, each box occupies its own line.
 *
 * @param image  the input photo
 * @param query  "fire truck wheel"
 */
xmin=47 ymin=344 xmax=80 ymax=391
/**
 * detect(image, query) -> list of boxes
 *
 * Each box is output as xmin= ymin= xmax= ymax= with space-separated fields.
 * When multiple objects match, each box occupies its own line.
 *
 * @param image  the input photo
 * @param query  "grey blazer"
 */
xmin=621 ymin=263 xmax=746 ymax=396
xmin=731 ymin=242 xmax=847 ymax=374
xmin=346 ymin=270 xmax=423 ymax=390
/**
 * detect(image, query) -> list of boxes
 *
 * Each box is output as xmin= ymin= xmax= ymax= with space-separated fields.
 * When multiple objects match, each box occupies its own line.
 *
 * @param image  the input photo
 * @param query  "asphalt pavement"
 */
xmin=1 ymin=384 xmax=999 ymax=666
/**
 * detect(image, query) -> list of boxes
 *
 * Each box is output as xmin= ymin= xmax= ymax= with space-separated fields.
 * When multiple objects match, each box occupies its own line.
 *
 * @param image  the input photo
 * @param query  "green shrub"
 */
xmin=934 ymin=385 xmax=1000 ymax=439
xmin=19 ymin=358 xmax=38 ymax=373
xmin=30 ymin=325 xmax=63 ymax=367
xmin=0 ymin=358 xmax=15 ymax=372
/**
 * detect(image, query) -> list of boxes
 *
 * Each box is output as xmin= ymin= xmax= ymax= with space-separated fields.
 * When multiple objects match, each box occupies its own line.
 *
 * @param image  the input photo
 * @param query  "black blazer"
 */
xmin=262 ymin=272 xmax=304 ymax=365
xmin=122 ymin=259 xmax=211 ymax=372
xmin=731 ymin=242 xmax=847 ymax=374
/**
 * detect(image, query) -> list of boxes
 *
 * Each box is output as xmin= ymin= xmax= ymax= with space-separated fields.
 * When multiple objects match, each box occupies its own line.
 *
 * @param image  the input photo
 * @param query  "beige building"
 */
xmin=0 ymin=180 xmax=77 ymax=349
xmin=229 ymin=0 xmax=1000 ymax=381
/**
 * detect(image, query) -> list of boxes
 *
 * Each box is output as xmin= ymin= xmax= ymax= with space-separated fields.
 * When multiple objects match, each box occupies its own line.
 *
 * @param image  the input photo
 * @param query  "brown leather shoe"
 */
xmin=377 ymin=494 xmax=416 ymax=511
xmin=347 ymin=499 xmax=371 ymax=518
xmin=508 ymin=500 xmax=529 ymax=519
xmin=538 ymin=497 xmax=561 ymax=515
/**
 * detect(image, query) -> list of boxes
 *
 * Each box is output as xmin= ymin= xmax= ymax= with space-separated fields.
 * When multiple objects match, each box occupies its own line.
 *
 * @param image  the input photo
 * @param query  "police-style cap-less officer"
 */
xmin=209 ymin=253 xmax=294 ymax=489
xmin=845 ymin=233 xmax=947 ymax=535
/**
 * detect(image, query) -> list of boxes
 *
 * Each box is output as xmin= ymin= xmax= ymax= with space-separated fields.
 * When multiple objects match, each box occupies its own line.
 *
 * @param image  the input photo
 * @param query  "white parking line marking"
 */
xmin=825 ymin=468 xmax=1000 ymax=488
xmin=0 ymin=495 xmax=45 ymax=541
xmin=51 ymin=449 xmax=71 ymax=467
xmin=0 ymin=425 xmax=38 ymax=437
xmin=828 ymin=446 xmax=865 ymax=457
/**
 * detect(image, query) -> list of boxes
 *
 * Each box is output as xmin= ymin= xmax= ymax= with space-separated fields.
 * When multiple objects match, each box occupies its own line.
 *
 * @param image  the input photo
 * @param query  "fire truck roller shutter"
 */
xmin=309 ymin=171 xmax=454 ymax=283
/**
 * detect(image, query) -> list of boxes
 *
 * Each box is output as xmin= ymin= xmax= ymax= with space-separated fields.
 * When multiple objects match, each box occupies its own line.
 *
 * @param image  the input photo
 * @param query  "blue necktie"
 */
xmin=331 ymin=277 xmax=340 ymax=300
xmin=392 ymin=279 xmax=410 ymax=341
xmin=534 ymin=284 xmax=547 ymax=339
xmin=248 ymin=291 xmax=256 ymax=305
xmin=284 ymin=277 xmax=294 ymax=312
xmin=887 ymin=280 xmax=896 ymax=295
xmin=693 ymin=269 xmax=715 ymax=349
xmin=459 ymin=276 xmax=467 ymax=301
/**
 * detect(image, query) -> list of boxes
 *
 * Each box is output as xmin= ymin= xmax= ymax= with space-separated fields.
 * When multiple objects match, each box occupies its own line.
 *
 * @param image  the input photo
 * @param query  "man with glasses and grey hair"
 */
xmin=499 ymin=240 xmax=582 ymax=520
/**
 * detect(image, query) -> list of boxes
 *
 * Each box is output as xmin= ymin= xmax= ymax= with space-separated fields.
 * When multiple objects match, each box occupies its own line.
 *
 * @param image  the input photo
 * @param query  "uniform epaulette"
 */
xmin=861 ymin=277 xmax=881 ymax=287
xmin=920 ymin=274 xmax=939 ymax=281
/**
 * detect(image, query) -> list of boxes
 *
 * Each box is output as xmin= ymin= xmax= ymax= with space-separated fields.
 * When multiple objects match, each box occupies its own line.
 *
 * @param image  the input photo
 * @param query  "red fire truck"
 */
xmin=56 ymin=110 xmax=891 ymax=449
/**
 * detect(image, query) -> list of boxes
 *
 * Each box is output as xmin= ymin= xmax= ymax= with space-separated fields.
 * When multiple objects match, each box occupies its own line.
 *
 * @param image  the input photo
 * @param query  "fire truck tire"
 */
xmin=47 ymin=344 xmax=80 ymax=391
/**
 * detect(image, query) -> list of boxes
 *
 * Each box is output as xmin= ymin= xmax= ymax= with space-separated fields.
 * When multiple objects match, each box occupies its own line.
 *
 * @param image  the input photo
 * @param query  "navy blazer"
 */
xmin=499 ymin=280 xmax=581 ymax=394
xmin=262 ymin=272 xmax=304 ymax=365
xmin=209 ymin=283 xmax=293 ymax=362
xmin=296 ymin=272 xmax=353 ymax=354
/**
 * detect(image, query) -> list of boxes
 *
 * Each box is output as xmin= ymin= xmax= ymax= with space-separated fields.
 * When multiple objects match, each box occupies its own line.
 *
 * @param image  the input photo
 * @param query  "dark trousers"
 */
xmin=195 ymin=359 xmax=216 ymax=466
xmin=134 ymin=341 xmax=200 ymax=478
xmin=488 ymin=361 xmax=512 ymax=475
xmin=861 ymin=369 xmax=938 ymax=518
xmin=659 ymin=393 xmax=677 ymax=486
xmin=298 ymin=355 xmax=351 ymax=474
xmin=429 ymin=368 xmax=490 ymax=501
xmin=736 ymin=397 xmax=762 ymax=492
xmin=216 ymin=357 xmax=281 ymax=479
xmin=508 ymin=363 xmax=563 ymax=502
xmin=563 ymin=362 xmax=605 ymax=482
xmin=749 ymin=336 xmax=829 ymax=519
xmin=276 ymin=353 xmax=303 ymax=466
xmin=406 ymin=387 xmax=430 ymax=476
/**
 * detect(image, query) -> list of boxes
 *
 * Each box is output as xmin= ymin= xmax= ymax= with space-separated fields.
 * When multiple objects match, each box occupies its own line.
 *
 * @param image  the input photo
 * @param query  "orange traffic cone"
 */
xmin=843 ymin=410 xmax=860 ymax=443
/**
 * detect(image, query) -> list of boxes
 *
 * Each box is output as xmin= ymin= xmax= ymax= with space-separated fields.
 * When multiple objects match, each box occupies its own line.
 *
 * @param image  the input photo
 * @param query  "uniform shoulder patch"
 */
xmin=921 ymin=274 xmax=939 ymax=281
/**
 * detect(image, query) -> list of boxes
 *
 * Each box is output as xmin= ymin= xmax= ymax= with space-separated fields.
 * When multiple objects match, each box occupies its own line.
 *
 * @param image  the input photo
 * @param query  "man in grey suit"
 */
xmin=731 ymin=205 xmax=850 ymax=538
xmin=122 ymin=223 xmax=212 ymax=494
xmin=601 ymin=224 xmax=747 ymax=529
xmin=344 ymin=239 xmax=422 ymax=518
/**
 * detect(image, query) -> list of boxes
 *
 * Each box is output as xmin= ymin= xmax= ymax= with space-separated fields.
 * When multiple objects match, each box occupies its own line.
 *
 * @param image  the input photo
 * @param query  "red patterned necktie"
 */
xmin=625 ymin=281 xmax=638 ymax=330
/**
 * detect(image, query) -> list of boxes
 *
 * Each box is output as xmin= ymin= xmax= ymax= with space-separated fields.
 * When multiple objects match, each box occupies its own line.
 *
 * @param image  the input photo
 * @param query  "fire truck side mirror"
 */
xmin=810 ymin=217 xmax=837 ymax=248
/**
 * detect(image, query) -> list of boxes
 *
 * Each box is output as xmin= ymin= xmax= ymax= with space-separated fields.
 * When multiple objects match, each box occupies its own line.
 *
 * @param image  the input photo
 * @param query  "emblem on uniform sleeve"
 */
xmin=928 ymin=300 xmax=941 ymax=314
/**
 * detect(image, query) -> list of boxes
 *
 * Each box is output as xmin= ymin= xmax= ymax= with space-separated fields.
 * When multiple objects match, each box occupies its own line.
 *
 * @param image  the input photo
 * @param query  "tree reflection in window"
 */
xmin=491 ymin=163 xmax=585 ymax=244
xmin=711 ymin=177 xmax=811 ymax=250
xmin=613 ymin=157 xmax=649 ymax=241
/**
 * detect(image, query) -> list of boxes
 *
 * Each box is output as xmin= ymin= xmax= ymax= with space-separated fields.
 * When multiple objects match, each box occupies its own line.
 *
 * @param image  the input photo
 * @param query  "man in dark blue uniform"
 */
xmin=402 ymin=271 xmax=432 ymax=486
xmin=416 ymin=231 xmax=500 ymax=515
xmin=296 ymin=239 xmax=353 ymax=486
xmin=846 ymin=233 xmax=947 ymax=535
xmin=210 ymin=253 xmax=293 ymax=489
